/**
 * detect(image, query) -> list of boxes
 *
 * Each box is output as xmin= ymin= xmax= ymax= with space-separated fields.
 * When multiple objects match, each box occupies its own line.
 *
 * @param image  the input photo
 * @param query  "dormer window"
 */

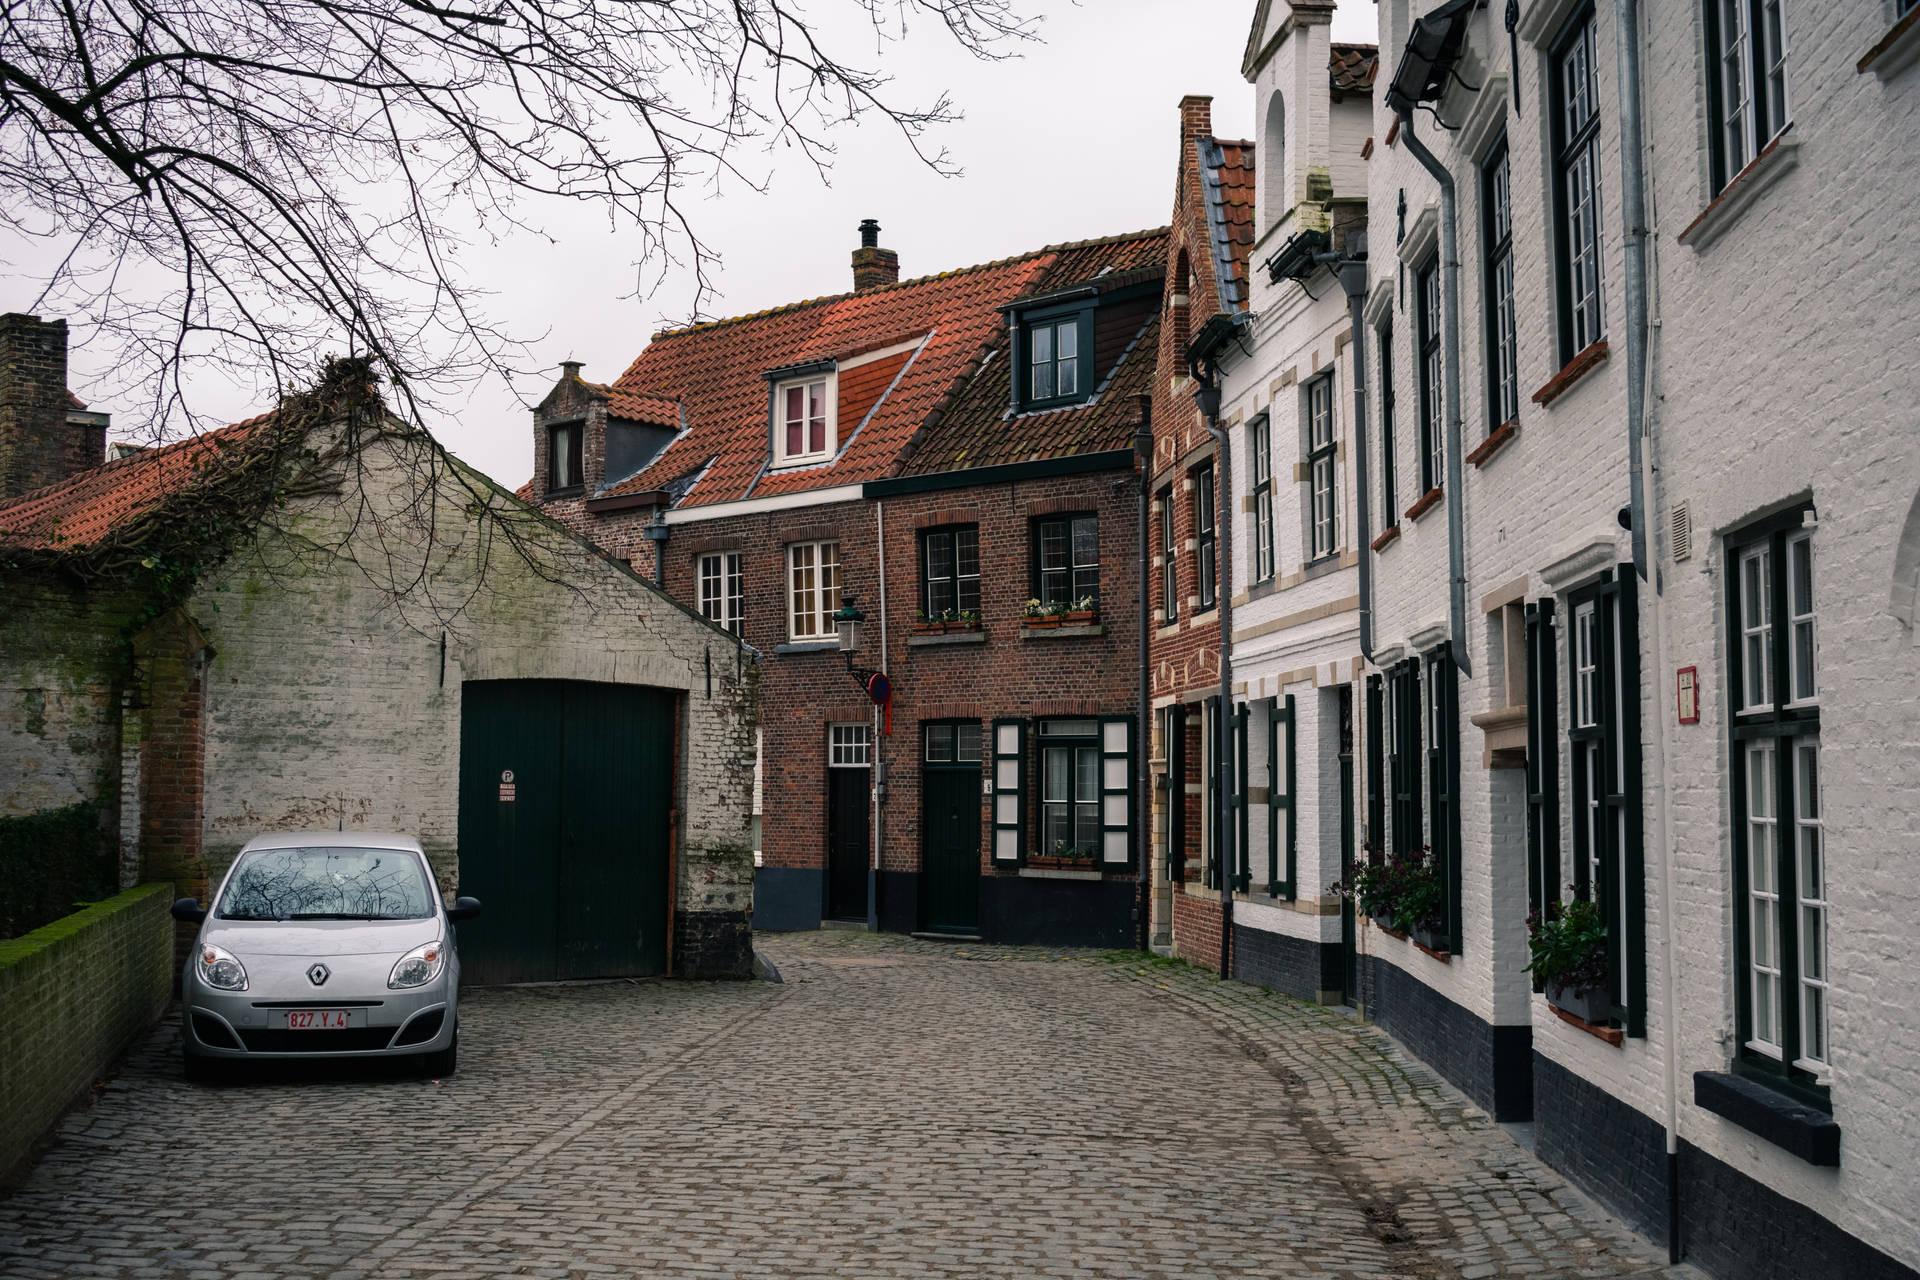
xmin=547 ymin=421 xmax=583 ymax=494
xmin=772 ymin=371 xmax=836 ymax=467
xmin=1016 ymin=304 xmax=1095 ymax=412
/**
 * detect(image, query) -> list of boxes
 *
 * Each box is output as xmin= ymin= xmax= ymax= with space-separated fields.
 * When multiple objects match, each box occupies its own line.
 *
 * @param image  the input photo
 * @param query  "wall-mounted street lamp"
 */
xmin=834 ymin=594 xmax=865 ymax=654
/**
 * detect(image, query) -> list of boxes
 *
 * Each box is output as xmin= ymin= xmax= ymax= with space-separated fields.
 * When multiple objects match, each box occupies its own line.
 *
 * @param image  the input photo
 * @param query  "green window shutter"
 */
xmin=1268 ymin=694 xmax=1296 ymax=899
xmin=991 ymin=718 xmax=1027 ymax=866
xmin=1233 ymin=703 xmax=1251 ymax=893
xmin=1205 ymin=698 xmax=1221 ymax=890
xmin=1525 ymin=598 xmax=1560 ymax=988
xmin=1614 ymin=573 xmax=1647 ymax=1038
xmin=1098 ymin=715 xmax=1135 ymax=869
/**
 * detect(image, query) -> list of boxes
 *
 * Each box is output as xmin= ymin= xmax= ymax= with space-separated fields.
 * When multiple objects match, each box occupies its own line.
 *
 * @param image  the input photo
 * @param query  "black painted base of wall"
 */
xmin=877 ymin=870 xmax=918 ymax=935
xmin=1532 ymin=1052 xmax=1918 ymax=1280
xmin=675 ymin=909 xmax=752 ymax=980
xmin=1359 ymin=954 xmax=1533 ymax=1121
xmin=753 ymin=866 xmax=823 ymax=932
xmin=1232 ymin=923 xmax=1342 ymax=1003
xmin=1534 ymin=1052 xmax=1668 ymax=1244
xmin=979 ymin=875 xmax=1134 ymax=948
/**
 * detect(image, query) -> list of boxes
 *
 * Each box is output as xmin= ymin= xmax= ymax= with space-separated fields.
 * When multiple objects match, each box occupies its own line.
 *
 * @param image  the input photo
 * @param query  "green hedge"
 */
xmin=0 ymin=801 xmax=116 ymax=941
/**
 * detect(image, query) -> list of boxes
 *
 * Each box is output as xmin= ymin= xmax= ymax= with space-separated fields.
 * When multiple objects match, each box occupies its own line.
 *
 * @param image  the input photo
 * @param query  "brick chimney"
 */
xmin=1179 ymin=94 xmax=1213 ymax=143
xmin=0 ymin=314 xmax=106 ymax=499
xmin=851 ymin=219 xmax=899 ymax=293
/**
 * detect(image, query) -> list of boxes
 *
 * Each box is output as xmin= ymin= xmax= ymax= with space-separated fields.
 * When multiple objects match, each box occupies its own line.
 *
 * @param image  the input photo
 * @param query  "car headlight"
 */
xmin=388 ymin=940 xmax=445 ymax=989
xmin=197 ymin=944 xmax=248 ymax=992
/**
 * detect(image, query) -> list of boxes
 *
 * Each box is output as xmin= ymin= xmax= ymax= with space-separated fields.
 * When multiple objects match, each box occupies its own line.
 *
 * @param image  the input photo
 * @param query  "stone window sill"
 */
xmin=1154 ymin=621 xmax=1183 ymax=640
xmin=1678 ymin=132 xmax=1801 ymax=252
xmin=1019 ymin=865 xmax=1103 ymax=880
xmin=1550 ymin=1000 xmax=1624 ymax=1047
xmin=1366 ymin=918 xmax=1451 ymax=962
xmin=1466 ymin=419 xmax=1518 ymax=468
xmin=907 ymin=630 xmax=988 ymax=648
xmin=1859 ymin=7 xmax=1920 ymax=79
xmin=1020 ymin=623 xmax=1107 ymax=640
xmin=773 ymin=639 xmax=839 ymax=655
xmin=544 ymin=485 xmax=584 ymax=499
xmin=1694 ymin=1070 xmax=1840 ymax=1166
xmin=1404 ymin=487 xmax=1444 ymax=524
xmin=1245 ymin=576 xmax=1278 ymax=604
xmin=1371 ymin=523 xmax=1402 ymax=552
xmin=1532 ymin=341 xmax=1609 ymax=408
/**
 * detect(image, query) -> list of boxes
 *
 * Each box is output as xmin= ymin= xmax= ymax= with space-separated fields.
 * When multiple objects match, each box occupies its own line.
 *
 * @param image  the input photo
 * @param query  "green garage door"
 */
xmin=457 ymin=680 xmax=675 ymax=984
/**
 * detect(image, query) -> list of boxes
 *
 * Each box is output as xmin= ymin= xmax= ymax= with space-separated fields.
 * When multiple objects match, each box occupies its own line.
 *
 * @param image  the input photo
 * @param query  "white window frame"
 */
xmin=698 ymin=552 xmax=743 ymax=636
xmin=828 ymin=722 xmax=871 ymax=767
xmin=787 ymin=540 xmax=840 ymax=640
xmin=772 ymin=374 xmax=837 ymax=468
xmin=1251 ymin=417 xmax=1274 ymax=582
xmin=1307 ymin=376 xmax=1338 ymax=560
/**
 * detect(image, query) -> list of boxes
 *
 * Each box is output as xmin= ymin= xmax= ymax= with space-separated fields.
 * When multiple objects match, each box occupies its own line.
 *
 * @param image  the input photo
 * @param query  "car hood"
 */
xmin=201 ymin=916 xmax=441 ymax=957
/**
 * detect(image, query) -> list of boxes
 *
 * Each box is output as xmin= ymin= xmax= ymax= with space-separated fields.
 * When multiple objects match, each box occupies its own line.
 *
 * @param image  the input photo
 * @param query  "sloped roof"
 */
xmin=1331 ymin=43 xmax=1380 ymax=97
xmin=1199 ymin=138 xmax=1256 ymax=313
xmin=0 ymin=415 xmax=273 ymax=552
xmin=593 ymin=228 xmax=1168 ymax=508
xmin=580 ymin=381 xmax=680 ymax=427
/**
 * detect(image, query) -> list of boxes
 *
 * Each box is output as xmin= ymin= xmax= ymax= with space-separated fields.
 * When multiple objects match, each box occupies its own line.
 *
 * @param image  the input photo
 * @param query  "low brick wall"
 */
xmin=0 ymin=883 xmax=174 ymax=1181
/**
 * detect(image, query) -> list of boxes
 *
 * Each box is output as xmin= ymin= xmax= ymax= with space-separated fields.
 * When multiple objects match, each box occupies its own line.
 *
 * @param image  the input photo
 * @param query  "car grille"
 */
xmin=392 ymin=1009 xmax=444 ymax=1046
xmin=237 ymin=1027 xmax=398 ymax=1053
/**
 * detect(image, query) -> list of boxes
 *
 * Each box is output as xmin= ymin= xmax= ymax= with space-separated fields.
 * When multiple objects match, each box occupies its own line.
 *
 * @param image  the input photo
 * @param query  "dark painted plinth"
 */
xmin=877 ymin=870 xmax=919 ymax=935
xmin=1534 ymin=1052 xmax=1668 ymax=1244
xmin=979 ymin=874 xmax=1134 ymax=948
xmin=1232 ymin=923 xmax=1342 ymax=1002
xmin=1359 ymin=954 xmax=1533 ymax=1121
xmin=675 ymin=909 xmax=752 ymax=980
xmin=1678 ymin=1139 xmax=1917 ymax=1280
xmin=753 ymin=866 xmax=823 ymax=932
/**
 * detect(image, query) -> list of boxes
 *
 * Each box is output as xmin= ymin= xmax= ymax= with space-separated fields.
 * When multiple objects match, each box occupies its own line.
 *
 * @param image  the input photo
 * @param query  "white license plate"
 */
xmin=279 ymin=1009 xmax=363 ymax=1030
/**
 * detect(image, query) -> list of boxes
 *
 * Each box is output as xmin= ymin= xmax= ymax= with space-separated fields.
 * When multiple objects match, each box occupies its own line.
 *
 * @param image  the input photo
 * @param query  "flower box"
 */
xmin=1412 ymin=921 xmax=1449 ymax=953
xmin=1024 ymin=615 xmax=1061 ymax=629
xmin=1548 ymin=983 xmax=1611 ymax=1027
xmin=1063 ymin=609 xmax=1097 ymax=626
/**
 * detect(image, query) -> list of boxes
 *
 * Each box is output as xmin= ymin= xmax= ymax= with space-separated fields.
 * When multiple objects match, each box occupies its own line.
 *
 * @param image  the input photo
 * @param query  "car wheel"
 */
xmin=418 ymin=1028 xmax=457 ymax=1078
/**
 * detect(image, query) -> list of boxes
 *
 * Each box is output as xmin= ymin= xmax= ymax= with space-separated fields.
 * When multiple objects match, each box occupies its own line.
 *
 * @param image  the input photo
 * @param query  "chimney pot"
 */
xmin=859 ymin=218 xmax=881 ymax=248
xmin=851 ymin=220 xmax=899 ymax=293
xmin=560 ymin=359 xmax=583 ymax=380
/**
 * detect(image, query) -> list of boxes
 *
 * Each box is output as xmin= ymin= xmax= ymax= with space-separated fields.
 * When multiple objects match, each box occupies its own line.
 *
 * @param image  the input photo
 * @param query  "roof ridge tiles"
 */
xmin=646 ymin=225 xmax=1170 ymax=342
xmin=0 ymin=414 xmax=271 ymax=519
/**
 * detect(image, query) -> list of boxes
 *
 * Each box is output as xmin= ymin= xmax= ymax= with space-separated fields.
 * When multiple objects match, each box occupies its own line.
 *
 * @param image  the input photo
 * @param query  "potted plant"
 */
xmin=1047 ymin=840 xmax=1093 ymax=862
xmin=1526 ymin=897 xmax=1611 ymax=1024
xmin=1023 ymin=598 xmax=1060 ymax=629
xmin=912 ymin=610 xmax=943 ymax=634
xmin=1391 ymin=846 xmax=1447 ymax=950
xmin=953 ymin=608 xmax=981 ymax=633
xmin=1334 ymin=842 xmax=1399 ymax=932
xmin=1063 ymin=595 xmax=1098 ymax=626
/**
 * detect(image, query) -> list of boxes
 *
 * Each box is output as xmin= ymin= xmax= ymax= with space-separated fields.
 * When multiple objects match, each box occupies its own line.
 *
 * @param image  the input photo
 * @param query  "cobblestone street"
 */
xmin=0 ymin=932 xmax=1699 ymax=1279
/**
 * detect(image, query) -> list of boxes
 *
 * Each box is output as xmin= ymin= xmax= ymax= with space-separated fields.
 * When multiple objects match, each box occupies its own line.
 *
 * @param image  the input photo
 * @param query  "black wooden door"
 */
xmin=923 ymin=767 xmax=980 ymax=933
xmin=826 ymin=767 xmax=870 ymax=921
xmin=457 ymin=680 xmax=673 ymax=984
xmin=1338 ymin=686 xmax=1357 ymax=1003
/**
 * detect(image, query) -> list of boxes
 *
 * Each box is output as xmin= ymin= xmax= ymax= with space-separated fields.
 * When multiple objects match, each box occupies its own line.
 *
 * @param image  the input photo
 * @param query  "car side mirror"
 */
xmin=171 ymin=897 xmax=207 ymax=924
xmin=447 ymin=896 xmax=483 ymax=922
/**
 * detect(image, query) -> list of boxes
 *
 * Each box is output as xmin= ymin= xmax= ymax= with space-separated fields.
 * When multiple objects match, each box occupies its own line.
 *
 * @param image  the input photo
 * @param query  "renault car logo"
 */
xmin=307 ymin=963 xmax=330 ymax=986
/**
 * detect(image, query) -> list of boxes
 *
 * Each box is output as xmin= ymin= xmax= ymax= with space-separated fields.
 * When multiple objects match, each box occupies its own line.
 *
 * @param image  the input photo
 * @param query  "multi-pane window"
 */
xmin=1307 ymin=376 xmax=1338 ymax=559
xmin=1564 ymin=572 xmax=1646 ymax=1033
xmin=1705 ymin=0 xmax=1790 ymax=191
xmin=1729 ymin=513 xmax=1826 ymax=1090
xmin=1195 ymin=463 xmax=1217 ymax=610
xmin=1386 ymin=660 xmax=1421 ymax=858
xmin=829 ymin=722 xmax=872 ymax=767
xmin=1038 ymin=718 xmax=1100 ymax=855
xmin=1034 ymin=514 xmax=1098 ymax=608
xmin=1483 ymin=137 xmax=1519 ymax=430
xmin=787 ymin=540 xmax=840 ymax=640
xmin=698 ymin=552 xmax=743 ymax=636
xmin=548 ymin=422 xmax=583 ymax=493
xmin=1027 ymin=316 xmax=1082 ymax=404
xmin=1378 ymin=321 xmax=1398 ymax=519
xmin=1551 ymin=9 xmax=1607 ymax=362
xmin=1416 ymin=261 xmax=1443 ymax=495
xmin=1158 ymin=488 xmax=1178 ymax=622
xmin=1251 ymin=417 xmax=1274 ymax=581
xmin=923 ymin=721 xmax=983 ymax=764
xmin=921 ymin=525 xmax=980 ymax=619
xmin=774 ymin=376 xmax=832 ymax=466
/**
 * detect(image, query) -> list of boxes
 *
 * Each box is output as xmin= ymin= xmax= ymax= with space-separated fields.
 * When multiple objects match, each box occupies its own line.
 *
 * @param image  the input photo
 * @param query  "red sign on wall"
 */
xmin=1676 ymin=666 xmax=1699 ymax=724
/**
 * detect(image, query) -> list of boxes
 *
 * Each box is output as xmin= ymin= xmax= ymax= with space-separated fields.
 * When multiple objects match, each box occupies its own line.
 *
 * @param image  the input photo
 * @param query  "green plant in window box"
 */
xmin=951 ymin=608 xmax=980 ymax=632
xmin=1064 ymin=594 xmax=1098 ymax=626
xmin=1045 ymin=840 xmax=1094 ymax=862
xmin=1331 ymin=841 xmax=1395 ymax=931
xmin=1392 ymin=846 xmax=1447 ymax=951
xmin=1525 ymin=896 xmax=1611 ymax=1025
xmin=1023 ymin=598 xmax=1060 ymax=628
xmin=913 ymin=609 xmax=943 ymax=634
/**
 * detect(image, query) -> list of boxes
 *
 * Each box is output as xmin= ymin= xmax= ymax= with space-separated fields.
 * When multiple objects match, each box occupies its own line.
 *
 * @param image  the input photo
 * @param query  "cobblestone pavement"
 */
xmin=0 ymin=931 xmax=1702 ymax=1279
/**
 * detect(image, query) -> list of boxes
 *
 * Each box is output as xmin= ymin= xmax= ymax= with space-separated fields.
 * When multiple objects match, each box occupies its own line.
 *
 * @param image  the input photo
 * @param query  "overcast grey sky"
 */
xmin=46 ymin=2 xmax=1378 ymax=489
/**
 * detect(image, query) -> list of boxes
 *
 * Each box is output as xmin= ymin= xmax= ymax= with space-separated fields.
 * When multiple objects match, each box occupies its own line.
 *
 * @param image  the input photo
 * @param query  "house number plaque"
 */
xmin=1675 ymin=667 xmax=1699 ymax=725
xmin=499 ymin=768 xmax=516 ymax=802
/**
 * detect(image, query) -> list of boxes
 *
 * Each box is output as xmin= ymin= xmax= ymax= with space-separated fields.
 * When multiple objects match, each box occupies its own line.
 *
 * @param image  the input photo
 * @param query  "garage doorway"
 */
xmin=457 ymin=680 xmax=675 ymax=984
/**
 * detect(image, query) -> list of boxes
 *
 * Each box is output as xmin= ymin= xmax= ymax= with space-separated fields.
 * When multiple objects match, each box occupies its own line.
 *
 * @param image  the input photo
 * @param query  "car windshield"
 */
xmin=216 ymin=847 xmax=435 ymax=921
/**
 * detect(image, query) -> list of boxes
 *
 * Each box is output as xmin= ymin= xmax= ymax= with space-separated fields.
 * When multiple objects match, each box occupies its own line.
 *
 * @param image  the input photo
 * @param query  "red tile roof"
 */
xmin=1331 ymin=43 xmax=1380 ymax=97
xmin=594 ymin=228 xmax=1168 ymax=508
xmin=1199 ymin=138 xmax=1257 ymax=313
xmin=0 ymin=415 xmax=274 ymax=553
xmin=580 ymin=381 xmax=680 ymax=427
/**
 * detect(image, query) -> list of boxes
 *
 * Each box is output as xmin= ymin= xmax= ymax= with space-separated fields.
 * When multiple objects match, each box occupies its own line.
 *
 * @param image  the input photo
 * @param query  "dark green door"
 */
xmin=923 ymin=767 xmax=980 ymax=933
xmin=457 ymin=679 xmax=674 ymax=984
xmin=826 ymin=767 xmax=870 ymax=921
xmin=1339 ymin=686 xmax=1357 ymax=1003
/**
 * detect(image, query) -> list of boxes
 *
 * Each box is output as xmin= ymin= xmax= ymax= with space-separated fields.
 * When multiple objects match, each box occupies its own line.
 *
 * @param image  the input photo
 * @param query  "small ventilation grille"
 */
xmin=1671 ymin=500 xmax=1693 ymax=563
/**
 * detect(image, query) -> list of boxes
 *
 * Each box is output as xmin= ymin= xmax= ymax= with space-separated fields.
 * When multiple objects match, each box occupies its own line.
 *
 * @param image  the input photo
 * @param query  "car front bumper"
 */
xmin=182 ymin=962 xmax=457 ymax=1060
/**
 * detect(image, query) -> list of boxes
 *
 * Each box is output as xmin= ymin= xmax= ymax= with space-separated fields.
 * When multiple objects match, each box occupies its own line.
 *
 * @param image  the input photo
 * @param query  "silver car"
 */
xmin=173 ymin=832 xmax=481 ymax=1080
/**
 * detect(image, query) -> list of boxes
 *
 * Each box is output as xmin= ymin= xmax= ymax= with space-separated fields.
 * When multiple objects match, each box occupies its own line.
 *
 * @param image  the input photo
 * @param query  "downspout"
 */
xmin=644 ymin=510 xmax=671 ymax=586
xmin=870 ymin=499 xmax=886 ymax=934
xmin=1134 ymin=396 xmax=1154 ymax=952
xmin=1335 ymin=240 xmax=1375 ymax=660
xmin=1612 ymin=0 xmax=1678 ymax=1260
xmin=1397 ymin=110 xmax=1472 ymax=677
xmin=1190 ymin=357 xmax=1234 ymax=979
